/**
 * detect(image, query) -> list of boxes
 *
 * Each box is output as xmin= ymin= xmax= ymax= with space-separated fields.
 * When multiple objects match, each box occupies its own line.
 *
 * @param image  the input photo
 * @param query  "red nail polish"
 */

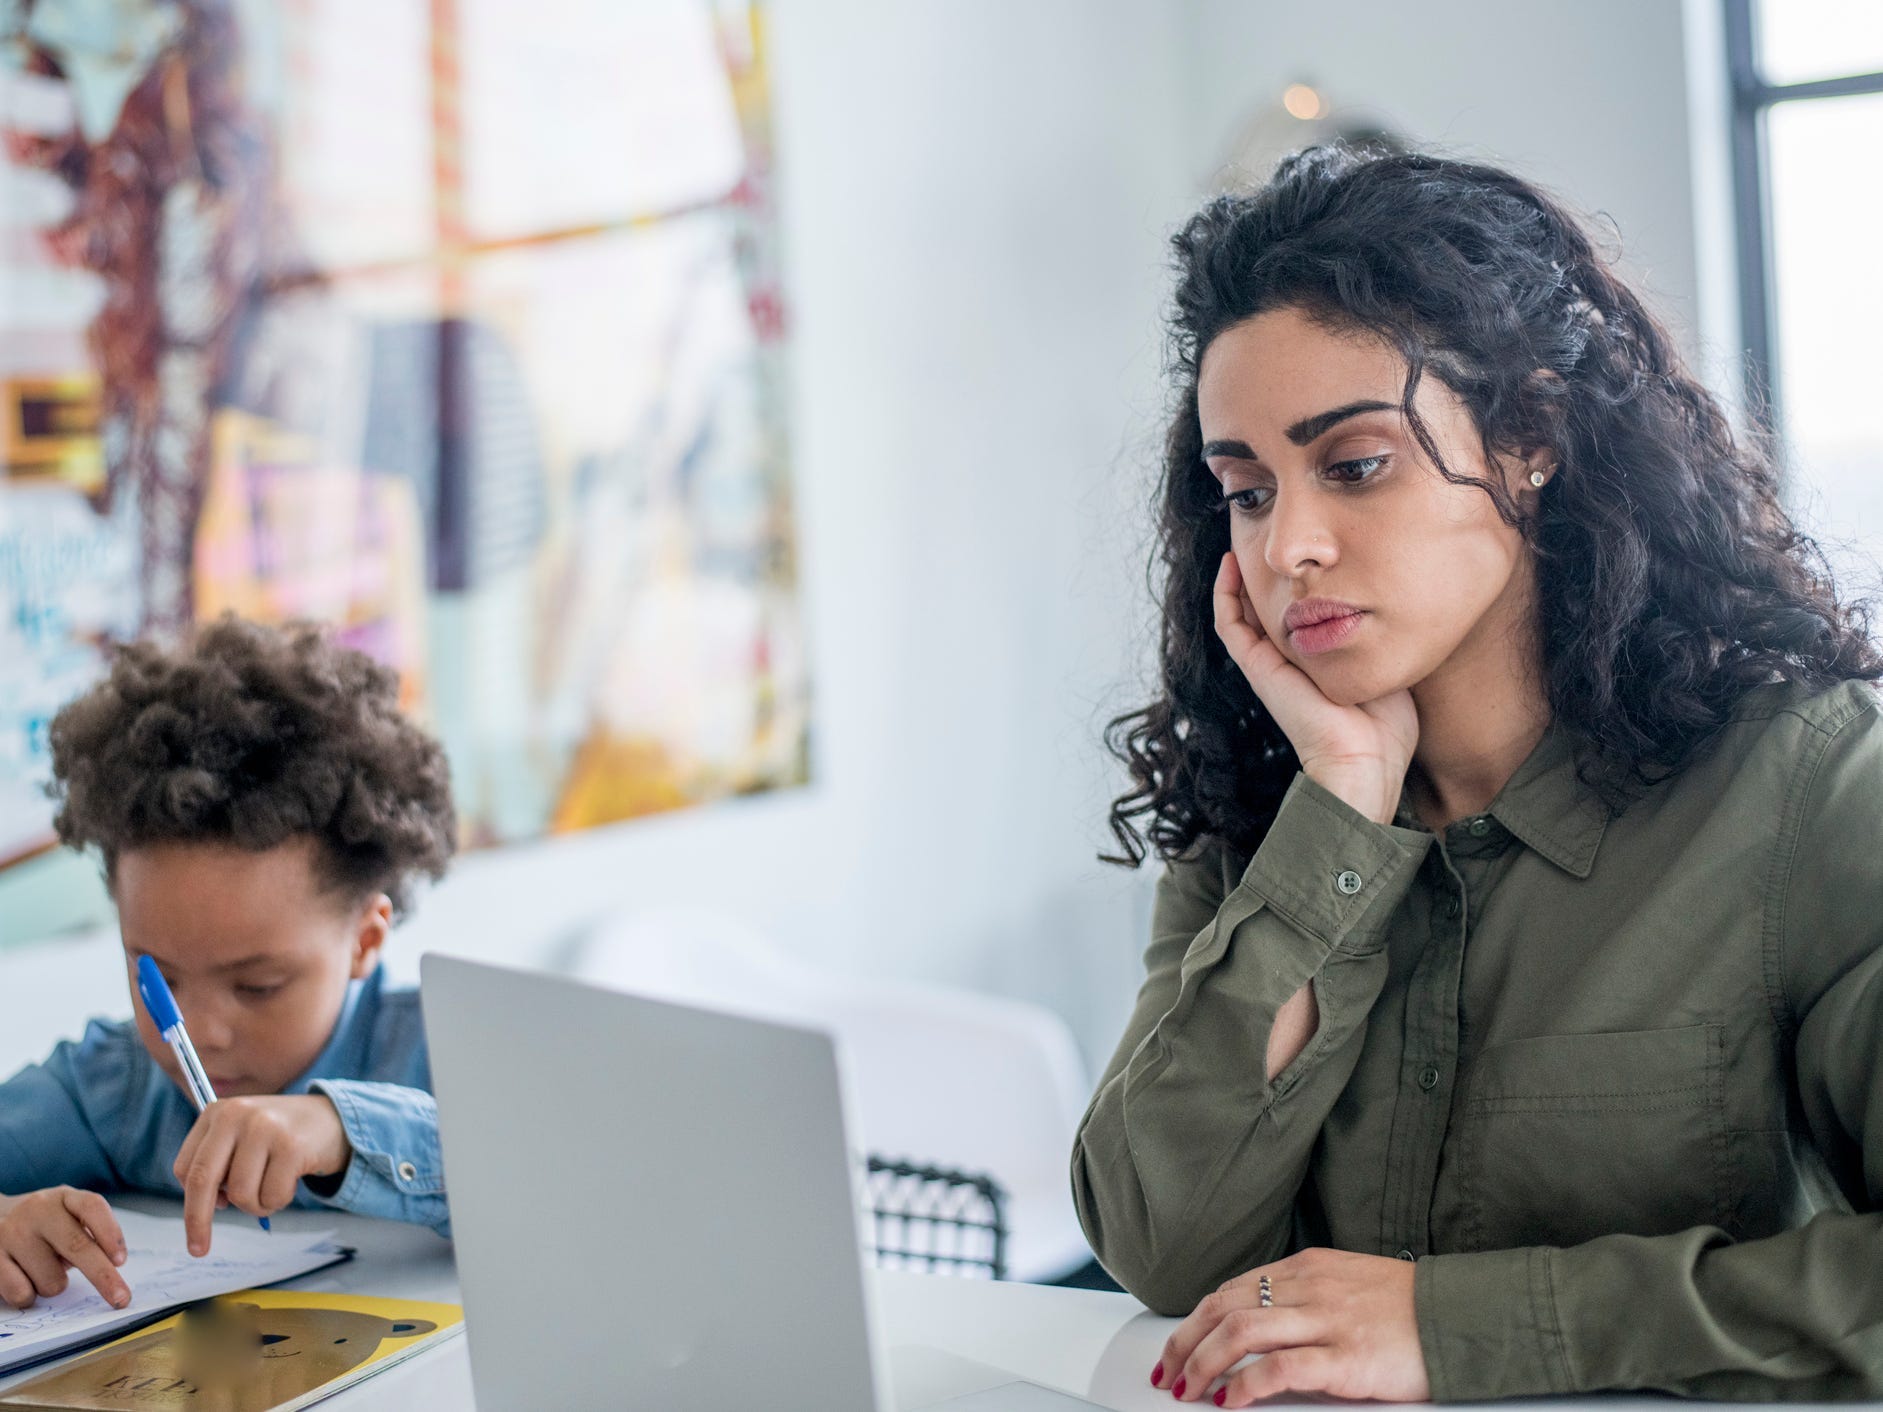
xmin=1173 ymin=1376 xmax=1188 ymax=1399
xmin=1215 ymin=1390 xmax=1228 ymax=1407
xmin=1151 ymin=1362 xmax=1165 ymax=1387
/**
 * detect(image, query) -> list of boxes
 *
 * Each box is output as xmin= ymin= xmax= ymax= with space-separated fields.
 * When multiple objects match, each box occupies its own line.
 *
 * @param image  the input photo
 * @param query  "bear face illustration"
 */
xmin=2 ymin=1300 xmax=439 ymax=1411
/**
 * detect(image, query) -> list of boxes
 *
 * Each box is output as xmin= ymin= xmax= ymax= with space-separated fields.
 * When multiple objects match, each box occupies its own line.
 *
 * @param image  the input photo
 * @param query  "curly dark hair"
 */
xmin=48 ymin=616 xmax=457 ymax=917
xmin=1106 ymin=144 xmax=1883 ymax=868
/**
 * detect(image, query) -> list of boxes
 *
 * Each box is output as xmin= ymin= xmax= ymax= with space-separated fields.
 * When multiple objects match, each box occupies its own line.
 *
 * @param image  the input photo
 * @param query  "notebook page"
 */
xmin=0 ymin=1211 xmax=346 ymax=1374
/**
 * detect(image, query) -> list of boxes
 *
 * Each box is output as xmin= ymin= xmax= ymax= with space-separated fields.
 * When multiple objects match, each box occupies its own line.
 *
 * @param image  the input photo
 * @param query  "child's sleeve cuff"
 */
xmin=305 ymin=1078 xmax=451 ymax=1238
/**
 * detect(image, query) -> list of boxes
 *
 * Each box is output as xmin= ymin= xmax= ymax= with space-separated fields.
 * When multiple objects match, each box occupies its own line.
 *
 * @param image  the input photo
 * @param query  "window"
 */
xmin=1726 ymin=0 xmax=1883 ymax=567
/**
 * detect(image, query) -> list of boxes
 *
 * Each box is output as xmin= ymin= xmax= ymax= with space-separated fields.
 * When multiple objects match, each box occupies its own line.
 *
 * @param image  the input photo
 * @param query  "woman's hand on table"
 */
xmin=1150 ymin=1247 xmax=1429 ymax=1405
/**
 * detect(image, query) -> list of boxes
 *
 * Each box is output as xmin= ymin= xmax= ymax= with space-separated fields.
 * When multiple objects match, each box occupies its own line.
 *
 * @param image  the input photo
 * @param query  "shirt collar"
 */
xmin=1481 ymin=722 xmax=1611 ymax=878
xmin=1390 ymin=722 xmax=1611 ymax=878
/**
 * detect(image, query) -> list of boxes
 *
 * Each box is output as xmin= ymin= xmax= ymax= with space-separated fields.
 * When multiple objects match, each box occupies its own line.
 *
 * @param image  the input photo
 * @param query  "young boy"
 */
xmin=0 ymin=616 xmax=458 ymax=1311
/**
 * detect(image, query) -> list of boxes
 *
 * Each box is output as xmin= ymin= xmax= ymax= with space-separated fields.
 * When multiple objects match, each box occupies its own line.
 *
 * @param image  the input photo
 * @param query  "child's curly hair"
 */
xmin=48 ymin=616 xmax=457 ymax=918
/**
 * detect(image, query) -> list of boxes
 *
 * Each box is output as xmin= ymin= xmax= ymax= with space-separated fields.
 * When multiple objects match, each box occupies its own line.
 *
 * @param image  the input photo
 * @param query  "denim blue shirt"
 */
xmin=0 ymin=967 xmax=448 ymax=1237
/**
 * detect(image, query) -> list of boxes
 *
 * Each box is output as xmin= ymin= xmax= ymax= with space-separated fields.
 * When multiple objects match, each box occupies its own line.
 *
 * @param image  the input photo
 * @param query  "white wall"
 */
xmin=1180 ymin=0 xmax=1707 ymax=369
xmin=5 ymin=1 xmax=1726 ymax=1077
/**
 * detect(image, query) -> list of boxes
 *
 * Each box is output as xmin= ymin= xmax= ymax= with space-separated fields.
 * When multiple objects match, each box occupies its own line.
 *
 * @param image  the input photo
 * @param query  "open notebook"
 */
xmin=0 ymin=1212 xmax=348 ymax=1376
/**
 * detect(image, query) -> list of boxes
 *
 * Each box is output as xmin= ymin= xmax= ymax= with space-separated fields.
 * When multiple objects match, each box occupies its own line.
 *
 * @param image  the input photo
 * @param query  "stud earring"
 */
xmin=1529 ymin=469 xmax=1547 ymax=488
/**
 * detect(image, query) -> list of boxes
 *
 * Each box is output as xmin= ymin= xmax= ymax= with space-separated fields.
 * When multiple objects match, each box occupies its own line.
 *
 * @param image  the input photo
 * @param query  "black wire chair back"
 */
xmin=863 ymin=1156 xmax=1008 ymax=1281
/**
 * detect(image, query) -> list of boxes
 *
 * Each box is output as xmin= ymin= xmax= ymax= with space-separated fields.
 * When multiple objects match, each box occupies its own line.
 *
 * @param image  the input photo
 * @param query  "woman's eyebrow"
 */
xmin=1201 ymin=400 xmax=1398 ymax=462
xmin=1284 ymin=399 xmax=1396 ymax=445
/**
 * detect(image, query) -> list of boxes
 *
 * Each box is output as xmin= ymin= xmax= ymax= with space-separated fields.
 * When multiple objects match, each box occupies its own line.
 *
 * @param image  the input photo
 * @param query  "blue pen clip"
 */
xmin=135 ymin=956 xmax=270 ymax=1233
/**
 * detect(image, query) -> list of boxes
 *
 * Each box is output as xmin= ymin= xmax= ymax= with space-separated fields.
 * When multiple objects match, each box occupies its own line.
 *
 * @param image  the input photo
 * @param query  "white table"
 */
xmin=0 ymin=1206 xmax=1745 ymax=1409
xmin=0 ymin=1205 xmax=1177 ymax=1410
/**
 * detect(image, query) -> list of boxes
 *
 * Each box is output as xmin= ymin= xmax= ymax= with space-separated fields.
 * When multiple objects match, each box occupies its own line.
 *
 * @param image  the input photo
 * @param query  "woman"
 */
xmin=1073 ymin=145 xmax=1883 ymax=1405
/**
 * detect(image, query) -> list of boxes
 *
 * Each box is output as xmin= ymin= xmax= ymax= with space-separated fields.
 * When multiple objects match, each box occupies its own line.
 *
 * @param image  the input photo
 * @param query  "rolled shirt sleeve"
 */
xmin=1073 ymin=772 xmax=1431 ymax=1315
xmin=306 ymin=1079 xmax=450 ymax=1238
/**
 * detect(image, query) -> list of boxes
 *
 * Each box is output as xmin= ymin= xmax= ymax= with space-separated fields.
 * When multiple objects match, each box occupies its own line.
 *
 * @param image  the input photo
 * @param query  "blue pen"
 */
xmin=136 ymin=956 xmax=270 ymax=1233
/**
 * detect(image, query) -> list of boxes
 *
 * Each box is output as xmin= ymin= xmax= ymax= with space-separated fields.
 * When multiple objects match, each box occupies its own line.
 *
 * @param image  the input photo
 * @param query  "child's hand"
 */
xmin=0 ymin=1187 xmax=130 ymax=1309
xmin=173 ymin=1095 xmax=352 ymax=1256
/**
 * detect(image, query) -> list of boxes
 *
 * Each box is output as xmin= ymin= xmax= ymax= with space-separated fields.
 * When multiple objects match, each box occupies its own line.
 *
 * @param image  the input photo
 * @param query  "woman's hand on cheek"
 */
xmin=1152 ymin=1248 xmax=1429 ymax=1406
xmin=1213 ymin=552 xmax=1416 ymax=825
xmin=174 ymin=1095 xmax=353 ymax=1256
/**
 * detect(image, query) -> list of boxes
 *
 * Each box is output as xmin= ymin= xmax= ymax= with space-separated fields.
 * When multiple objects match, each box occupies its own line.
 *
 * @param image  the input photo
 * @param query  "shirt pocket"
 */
xmin=1438 ymin=1022 xmax=1728 ymax=1253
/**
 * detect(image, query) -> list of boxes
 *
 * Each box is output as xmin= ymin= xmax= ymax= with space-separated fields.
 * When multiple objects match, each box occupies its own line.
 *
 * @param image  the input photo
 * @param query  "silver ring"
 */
xmin=1258 ymin=1274 xmax=1273 ymax=1308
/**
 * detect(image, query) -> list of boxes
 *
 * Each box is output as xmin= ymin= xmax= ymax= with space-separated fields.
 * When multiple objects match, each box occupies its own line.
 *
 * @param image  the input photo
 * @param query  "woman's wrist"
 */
xmin=1301 ymin=760 xmax=1403 ymax=826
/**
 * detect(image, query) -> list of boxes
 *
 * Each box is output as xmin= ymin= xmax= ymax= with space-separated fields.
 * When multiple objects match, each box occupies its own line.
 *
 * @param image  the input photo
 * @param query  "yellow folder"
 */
xmin=0 ymin=1289 xmax=463 ymax=1412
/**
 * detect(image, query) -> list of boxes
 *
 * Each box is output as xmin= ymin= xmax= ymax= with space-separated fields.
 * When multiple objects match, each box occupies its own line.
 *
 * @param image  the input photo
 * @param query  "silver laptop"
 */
xmin=421 ymin=955 xmax=1101 ymax=1411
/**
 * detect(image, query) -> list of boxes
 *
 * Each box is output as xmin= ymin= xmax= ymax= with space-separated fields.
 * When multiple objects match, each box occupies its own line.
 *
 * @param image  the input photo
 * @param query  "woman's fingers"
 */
xmin=1212 ymin=552 xmax=1267 ymax=668
xmin=1157 ymin=1274 xmax=1265 ymax=1393
xmin=1155 ymin=1290 xmax=1222 ymax=1391
xmin=1177 ymin=1306 xmax=1319 ymax=1401
xmin=1213 ymin=554 xmax=1343 ymax=731
xmin=1214 ymin=555 xmax=1299 ymax=694
xmin=1212 ymin=553 xmax=1421 ymax=818
xmin=1218 ymin=1344 xmax=1340 ymax=1406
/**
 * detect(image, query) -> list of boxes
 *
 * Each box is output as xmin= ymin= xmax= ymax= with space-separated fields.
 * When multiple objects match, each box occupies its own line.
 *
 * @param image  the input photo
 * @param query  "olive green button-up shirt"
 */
xmin=1072 ymin=679 xmax=1883 ymax=1400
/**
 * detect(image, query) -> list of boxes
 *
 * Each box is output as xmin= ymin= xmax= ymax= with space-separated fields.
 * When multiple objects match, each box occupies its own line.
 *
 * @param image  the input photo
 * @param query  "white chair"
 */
xmin=567 ymin=905 xmax=1096 ymax=1283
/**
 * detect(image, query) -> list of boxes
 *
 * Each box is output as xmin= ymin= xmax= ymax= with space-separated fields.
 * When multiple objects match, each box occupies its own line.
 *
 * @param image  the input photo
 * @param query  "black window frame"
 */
xmin=1725 ymin=0 xmax=1883 ymax=435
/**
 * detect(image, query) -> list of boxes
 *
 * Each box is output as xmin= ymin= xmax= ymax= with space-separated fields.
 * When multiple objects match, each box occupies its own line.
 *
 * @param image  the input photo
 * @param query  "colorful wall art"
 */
xmin=0 ymin=0 xmax=809 ymax=942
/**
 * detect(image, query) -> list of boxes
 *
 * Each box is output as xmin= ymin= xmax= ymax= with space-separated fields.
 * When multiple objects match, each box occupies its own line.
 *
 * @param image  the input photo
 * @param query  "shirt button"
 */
xmin=1396 ymin=1248 xmax=1416 ymax=1261
xmin=1335 ymin=870 xmax=1364 ymax=895
xmin=1417 ymin=1066 xmax=1440 ymax=1091
xmin=396 ymin=1161 xmax=418 ymax=1183
xmin=1442 ymin=897 xmax=1461 ymax=919
xmin=1467 ymin=817 xmax=1491 ymax=837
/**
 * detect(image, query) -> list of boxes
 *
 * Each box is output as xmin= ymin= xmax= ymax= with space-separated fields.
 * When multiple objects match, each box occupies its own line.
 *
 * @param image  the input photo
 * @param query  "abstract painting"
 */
xmin=0 ymin=0 xmax=810 ymax=940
